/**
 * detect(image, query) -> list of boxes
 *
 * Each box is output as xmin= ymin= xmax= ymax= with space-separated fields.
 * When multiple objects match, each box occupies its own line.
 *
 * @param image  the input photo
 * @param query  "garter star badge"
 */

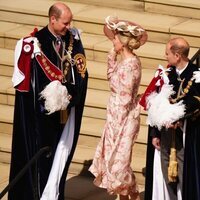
xmin=74 ymin=53 xmax=86 ymax=78
xmin=23 ymin=44 xmax=32 ymax=53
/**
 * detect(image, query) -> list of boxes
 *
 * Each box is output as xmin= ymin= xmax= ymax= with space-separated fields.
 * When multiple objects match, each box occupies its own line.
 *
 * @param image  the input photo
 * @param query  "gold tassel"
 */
xmin=168 ymin=147 xmax=178 ymax=182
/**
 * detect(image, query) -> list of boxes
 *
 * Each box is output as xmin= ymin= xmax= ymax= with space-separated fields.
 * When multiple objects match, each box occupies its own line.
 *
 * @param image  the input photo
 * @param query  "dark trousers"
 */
xmin=160 ymin=128 xmax=184 ymax=200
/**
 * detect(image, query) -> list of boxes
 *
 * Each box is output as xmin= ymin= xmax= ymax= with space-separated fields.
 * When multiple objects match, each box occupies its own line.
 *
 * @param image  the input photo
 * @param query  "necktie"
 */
xmin=55 ymin=37 xmax=63 ymax=56
xmin=55 ymin=37 xmax=63 ymax=69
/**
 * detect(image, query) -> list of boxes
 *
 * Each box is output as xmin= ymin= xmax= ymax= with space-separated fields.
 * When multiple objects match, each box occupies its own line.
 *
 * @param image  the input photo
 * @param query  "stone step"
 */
xmin=87 ymin=60 xmax=157 ymax=87
xmin=0 ymin=102 xmax=148 ymax=144
xmin=0 ymin=162 xmax=9 ymax=200
xmin=0 ymin=134 xmax=11 ymax=154
xmin=0 ymin=22 xmax=199 ymax=74
xmin=0 ymin=47 xmax=155 ymax=82
xmin=0 ymin=0 xmax=200 ymax=47
xmin=62 ymin=0 xmax=144 ymax=11
xmin=0 ymin=126 xmax=147 ymax=171
xmin=145 ymin=0 xmax=200 ymax=19
xmin=0 ymin=161 xmax=145 ymax=200
xmin=0 ymin=47 xmax=14 ymax=77
xmin=88 ymin=78 xmax=147 ymax=95
xmin=71 ymin=143 xmax=146 ymax=184
xmin=0 ymin=96 xmax=148 ymax=182
xmin=0 ymin=163 xmax=145 ymax=200
xmin=0 ymin=76 xmax=149 ymax=124
xmin=1 ymin=28 xmax=169 ymax=68
xmin=0 ymin=47 xmax=157 ymax=90
xmin=0 ymin=73 xmax=149 ymax=125
xmin=64 ymin=0 xmax=200 ymax=20
xmin=0 ymin=132 xmax=146 ymax=185
xmin=80 ymin=117 xmax=148 ymax=145
xmin=0 ymin=25 xmax=199 ymax=72
xmin=0 ymin=74 xmax=149 ymax=107
xmin=0 ymin=105 xmax=13 ymax=136
xmin=83 ymin=106 xmax=148 ymax=126
xmin=0 ymin=84 xmax=148 ymax=120
xmin=0 ymin=76 xmax=13 ymax=106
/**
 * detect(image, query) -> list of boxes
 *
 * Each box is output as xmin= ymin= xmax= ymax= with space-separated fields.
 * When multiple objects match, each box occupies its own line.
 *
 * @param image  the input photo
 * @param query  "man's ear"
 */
xmin=175 ymin=52 xmax=181 ymax=61
xmin=51 ymin=15 xmax=56 ymax=24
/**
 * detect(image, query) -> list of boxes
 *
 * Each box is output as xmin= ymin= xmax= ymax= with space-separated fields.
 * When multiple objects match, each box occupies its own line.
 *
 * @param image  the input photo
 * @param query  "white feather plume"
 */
xmin=40 ymin=80 xmax=70 ymax=115
xmin=193 ymin=70 xmax=200 ymax=83
xmin=146 ymin=84 xmax=185 ymax=130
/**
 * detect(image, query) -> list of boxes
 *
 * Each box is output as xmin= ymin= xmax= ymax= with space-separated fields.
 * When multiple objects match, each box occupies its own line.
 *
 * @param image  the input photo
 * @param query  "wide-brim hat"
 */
xmin=103 ymin=16 xmax=148 ymax=46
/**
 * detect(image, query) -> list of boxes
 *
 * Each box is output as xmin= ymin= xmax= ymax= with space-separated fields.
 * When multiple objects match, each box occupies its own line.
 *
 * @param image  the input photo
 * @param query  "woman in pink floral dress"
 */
xmin=89 ymin=16 xmax=148 ymax=200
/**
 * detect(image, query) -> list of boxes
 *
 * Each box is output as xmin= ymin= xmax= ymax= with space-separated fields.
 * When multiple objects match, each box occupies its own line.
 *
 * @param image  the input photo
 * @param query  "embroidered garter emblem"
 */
xmin=74 ymin=53 xmax=86 ymax=78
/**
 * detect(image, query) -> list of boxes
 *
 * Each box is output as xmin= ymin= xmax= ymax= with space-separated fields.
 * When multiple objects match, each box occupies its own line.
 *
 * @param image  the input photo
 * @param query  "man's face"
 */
xmin=165 ymin=43 xmax=179 ymax=66
xmin=51 ymin=10 xmax=72 ymax=36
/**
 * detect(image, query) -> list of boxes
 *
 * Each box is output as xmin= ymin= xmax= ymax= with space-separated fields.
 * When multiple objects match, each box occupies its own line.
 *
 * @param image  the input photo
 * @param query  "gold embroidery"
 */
xmin=74 ymin=53 xmax=87 ymax=78
xmin=40 ymin=54 xmax=63 ymax=81
xmin=171 ymin=76 xmax=194 ymax=103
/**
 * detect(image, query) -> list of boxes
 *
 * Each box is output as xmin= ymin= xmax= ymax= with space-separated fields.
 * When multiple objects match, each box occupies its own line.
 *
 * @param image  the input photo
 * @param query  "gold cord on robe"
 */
xmin=168 ymin=129 xmax=178 ymax=182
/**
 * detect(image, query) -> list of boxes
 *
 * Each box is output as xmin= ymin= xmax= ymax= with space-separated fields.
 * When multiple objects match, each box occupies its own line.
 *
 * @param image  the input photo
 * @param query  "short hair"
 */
xmin=169 ymin=37 xmax=190 ymax=58
xmin=48 ymin=5 xmax=62 ymax=20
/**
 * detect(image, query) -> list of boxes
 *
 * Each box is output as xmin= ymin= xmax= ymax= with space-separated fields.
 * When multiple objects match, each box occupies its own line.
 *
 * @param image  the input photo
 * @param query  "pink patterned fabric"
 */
xmin=89 ymin=50 xmax=141 ymax=196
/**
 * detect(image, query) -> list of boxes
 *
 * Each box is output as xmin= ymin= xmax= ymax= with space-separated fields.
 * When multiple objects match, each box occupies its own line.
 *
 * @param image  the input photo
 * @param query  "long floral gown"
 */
xmin=89 ymin=49 xmax=141 ymax=196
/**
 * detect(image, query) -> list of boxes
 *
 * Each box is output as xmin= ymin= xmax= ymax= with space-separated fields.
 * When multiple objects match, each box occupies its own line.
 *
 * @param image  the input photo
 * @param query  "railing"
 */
xmin=0 ymin=146 xmax=51 ymax=200
xmin=191 ymin=48 xmax=200 ymax=67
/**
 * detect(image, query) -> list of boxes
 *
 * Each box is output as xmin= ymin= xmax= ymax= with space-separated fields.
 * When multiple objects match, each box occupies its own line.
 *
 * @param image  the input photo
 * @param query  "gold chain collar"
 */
xmin=171 ymin=76 xmax=194 ymax=103
xmin=52 ymin=32 xmax=74 ymax=65
xmin=52 ymin=32 xmax=74 ymax=83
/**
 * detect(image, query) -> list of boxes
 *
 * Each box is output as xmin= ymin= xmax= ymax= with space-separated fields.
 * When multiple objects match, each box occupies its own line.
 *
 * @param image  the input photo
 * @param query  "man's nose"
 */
xmin=66 ymin=24 xmax=71 ymax=29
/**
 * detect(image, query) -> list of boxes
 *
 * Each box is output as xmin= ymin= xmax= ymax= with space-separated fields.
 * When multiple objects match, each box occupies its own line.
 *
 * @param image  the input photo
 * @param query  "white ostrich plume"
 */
xmin=146 ymin=84 xmax=186 ymax=130
xmin=193 ymin=70 xmax=200 ymax=83
xmin=40 ymin=80 xmax=70 ymax=115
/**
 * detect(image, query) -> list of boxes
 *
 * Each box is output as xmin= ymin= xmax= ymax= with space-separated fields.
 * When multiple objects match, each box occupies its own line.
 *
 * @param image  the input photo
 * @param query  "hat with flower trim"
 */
xmin=104 ymin=16 xmax=148 ymax=46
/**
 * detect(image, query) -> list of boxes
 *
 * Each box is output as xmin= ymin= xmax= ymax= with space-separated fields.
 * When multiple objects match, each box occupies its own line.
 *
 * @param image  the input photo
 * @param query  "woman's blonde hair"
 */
xmin=118 ymin=34 xmax=141 ymax=50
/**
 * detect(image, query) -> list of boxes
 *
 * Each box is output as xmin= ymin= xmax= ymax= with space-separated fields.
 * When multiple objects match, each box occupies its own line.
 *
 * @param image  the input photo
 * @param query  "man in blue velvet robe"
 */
xmin=142 ymin=37 xmax=200 ymax=200
xmin=8 ymin=2 xmax=88 ymax=200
